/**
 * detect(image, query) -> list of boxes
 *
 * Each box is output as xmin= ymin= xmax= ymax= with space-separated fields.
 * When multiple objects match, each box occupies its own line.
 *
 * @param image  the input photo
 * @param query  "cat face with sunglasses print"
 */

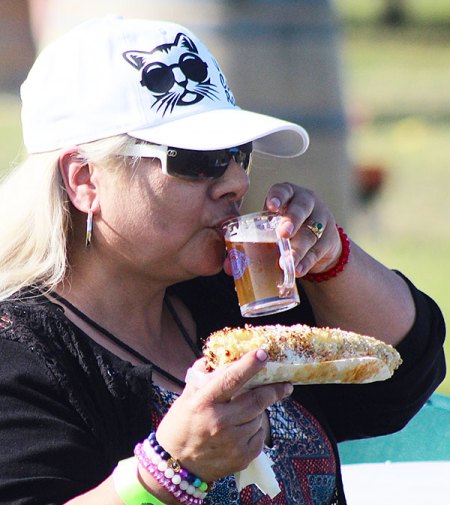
xmin=123 ymin=33 xmax=226 ymax=116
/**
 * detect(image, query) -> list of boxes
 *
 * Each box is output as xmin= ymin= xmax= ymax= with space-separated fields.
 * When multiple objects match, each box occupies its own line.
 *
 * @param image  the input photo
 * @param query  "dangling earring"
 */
xmin=85 ymin=209 xmax=93 ymax=247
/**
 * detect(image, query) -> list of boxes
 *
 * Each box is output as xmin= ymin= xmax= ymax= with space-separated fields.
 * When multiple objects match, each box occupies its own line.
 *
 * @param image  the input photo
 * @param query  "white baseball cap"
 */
xmin=21 ymin=16 xmax=309 ymax=156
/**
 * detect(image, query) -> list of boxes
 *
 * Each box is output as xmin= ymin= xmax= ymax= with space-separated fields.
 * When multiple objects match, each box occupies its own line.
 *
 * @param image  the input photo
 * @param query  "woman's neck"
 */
xmin=56 ymin=265 xmax=170 ymax=334
xmin=49 ymin=283 xmax=199 ymax=392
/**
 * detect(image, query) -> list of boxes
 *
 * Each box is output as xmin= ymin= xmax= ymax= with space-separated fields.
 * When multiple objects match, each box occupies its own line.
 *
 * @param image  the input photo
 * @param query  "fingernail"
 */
xmin=284 ymin=384 xmax=294 ymax=397
xmin=284 ymin=222 xmax=294 ymax=236
xmin=269 ymin=197 xmax=281 ymax=210
xmin=256 ymin=349 xmax=268 ymax=362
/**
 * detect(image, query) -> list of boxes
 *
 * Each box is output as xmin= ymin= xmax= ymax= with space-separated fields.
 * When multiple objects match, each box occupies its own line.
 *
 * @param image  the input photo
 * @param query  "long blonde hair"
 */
xmin=0 ymin=134 xmax=136 ymax=301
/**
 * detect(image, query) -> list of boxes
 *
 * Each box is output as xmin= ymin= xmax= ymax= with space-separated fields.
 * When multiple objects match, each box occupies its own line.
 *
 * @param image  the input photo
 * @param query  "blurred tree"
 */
xmin=0 ymin=0 xmax=35 ymax=92
xmin=381 ymin=0 xmax=408 ymax=26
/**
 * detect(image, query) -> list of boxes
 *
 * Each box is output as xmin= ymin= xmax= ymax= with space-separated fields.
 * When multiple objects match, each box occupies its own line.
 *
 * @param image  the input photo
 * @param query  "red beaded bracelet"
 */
xmin=302 ymin=225 xmax=351 ymax=282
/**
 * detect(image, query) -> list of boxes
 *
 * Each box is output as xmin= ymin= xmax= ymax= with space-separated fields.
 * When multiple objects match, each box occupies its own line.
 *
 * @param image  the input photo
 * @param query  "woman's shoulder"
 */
xmin=0 ymin=293 xmax=87 ymax=423
xmin=0 ymin=292 xmax=135 ymax=386
xmin=0 ymin=292 xmax=153 ymax=441
xmin=0 ymin=292 xmax=63 ymax=339
xmin=0 ymin=292 xmax=113 ymax=402
xmin=0 ymin=293 xmax=82 ymax=396
xmin=0 ymin=292 xmax=73 ymax=354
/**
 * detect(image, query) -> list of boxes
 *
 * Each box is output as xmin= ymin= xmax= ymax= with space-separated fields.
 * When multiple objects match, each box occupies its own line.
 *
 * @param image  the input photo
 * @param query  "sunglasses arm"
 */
xmin=121 ymin=144 xmax=169 ymax=175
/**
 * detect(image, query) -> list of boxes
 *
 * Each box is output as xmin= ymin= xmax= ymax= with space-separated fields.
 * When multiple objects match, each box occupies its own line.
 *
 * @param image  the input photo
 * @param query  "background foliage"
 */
xmin=334 ymin=0 xmax=450 ymax=395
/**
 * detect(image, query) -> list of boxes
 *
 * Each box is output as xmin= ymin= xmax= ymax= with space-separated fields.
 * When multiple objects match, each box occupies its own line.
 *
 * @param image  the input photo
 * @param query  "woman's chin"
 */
xmin=188 ymin=247 xmax=226 ymax=278
xmin=222 ymin=255 xmax=232 ymax=276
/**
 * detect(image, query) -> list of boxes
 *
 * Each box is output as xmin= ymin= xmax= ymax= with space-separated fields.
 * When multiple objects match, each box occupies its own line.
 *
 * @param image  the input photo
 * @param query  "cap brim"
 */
xmin=128 ymin=108 xmax=309 ymax=157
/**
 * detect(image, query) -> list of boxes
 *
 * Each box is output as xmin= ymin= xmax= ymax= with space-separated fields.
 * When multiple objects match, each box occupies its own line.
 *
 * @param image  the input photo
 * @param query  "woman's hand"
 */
xmin=155 ymin=350 xmax=293 ymax=482
xmin=265 ymin=182 xmax=342 ymax=277
xmin=264 ymin=182 xmax=415 ymax=346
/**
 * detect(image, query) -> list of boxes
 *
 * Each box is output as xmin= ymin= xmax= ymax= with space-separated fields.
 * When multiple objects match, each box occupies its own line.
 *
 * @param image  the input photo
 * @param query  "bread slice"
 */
xmin=203 ymin=324 xmax=402 ymax=386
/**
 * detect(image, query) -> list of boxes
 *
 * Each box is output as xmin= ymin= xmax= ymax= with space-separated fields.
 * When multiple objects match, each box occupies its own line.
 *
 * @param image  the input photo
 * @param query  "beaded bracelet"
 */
xmin=303 ymin=225 xmax=351 ymax=282
xmin=147 ymin=432 xmax=209 ymax=494
xmin=135 ymin=442 xmax=205 ymax=505
xmin=134 ymin=432 xmax=209 ymax=504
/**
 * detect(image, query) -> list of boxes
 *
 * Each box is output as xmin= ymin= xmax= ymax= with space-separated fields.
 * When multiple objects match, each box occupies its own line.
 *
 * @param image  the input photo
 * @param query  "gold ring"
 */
xmin=306 ymin=221 xmax=325 ymax=240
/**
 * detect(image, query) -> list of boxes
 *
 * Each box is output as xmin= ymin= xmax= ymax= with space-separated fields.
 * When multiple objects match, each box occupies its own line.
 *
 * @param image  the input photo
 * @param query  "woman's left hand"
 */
xmin=264 ymin=182 xmax=342 ymax=277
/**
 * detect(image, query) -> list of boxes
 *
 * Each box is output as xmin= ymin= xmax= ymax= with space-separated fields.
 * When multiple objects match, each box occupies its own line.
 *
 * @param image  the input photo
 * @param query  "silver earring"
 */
xmin=85 ymin=209 xmax=93 ymax=247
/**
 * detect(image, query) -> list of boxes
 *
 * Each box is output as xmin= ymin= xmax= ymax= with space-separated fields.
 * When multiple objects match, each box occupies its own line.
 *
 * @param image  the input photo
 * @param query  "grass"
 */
xmin=349 ymin=121 xmax=450 ymax=396
xmin=335 ymin=0 xmax=450 ymax=24
xmin=0 ymin=94 xmax=22 ymax=174
xmin=334 ymin=2 xmax=450 ymax=395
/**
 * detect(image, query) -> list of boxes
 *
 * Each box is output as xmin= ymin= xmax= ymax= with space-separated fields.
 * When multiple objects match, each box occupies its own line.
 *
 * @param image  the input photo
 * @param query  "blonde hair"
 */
xmin=0 ymin=134 xmax=137 ymax=301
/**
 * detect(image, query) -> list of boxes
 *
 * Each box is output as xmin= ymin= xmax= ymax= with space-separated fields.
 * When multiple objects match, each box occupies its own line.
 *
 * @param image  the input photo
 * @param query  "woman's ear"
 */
xmin=59 ymin=148 xmax=99 ymax=213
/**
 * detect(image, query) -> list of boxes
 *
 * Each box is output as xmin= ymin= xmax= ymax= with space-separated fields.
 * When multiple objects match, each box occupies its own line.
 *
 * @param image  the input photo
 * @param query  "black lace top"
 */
xmin=0 ymin=272 xmax=445 ymax=504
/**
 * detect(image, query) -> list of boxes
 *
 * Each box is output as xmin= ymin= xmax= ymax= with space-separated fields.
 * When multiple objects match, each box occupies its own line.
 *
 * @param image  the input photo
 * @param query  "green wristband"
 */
xmin=113 ymin=456 xmax=168 ymax=505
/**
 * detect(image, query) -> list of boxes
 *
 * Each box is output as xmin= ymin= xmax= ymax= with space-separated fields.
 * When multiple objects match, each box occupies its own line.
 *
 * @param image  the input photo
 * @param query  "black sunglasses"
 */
xmin=141 ymin=54 xmax=208 ymax=93
xmin=123 ymin=142 xmax=253 ymax=180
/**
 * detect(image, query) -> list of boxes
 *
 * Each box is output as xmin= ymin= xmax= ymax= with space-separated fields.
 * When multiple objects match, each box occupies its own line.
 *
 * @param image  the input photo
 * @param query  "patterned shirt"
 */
xmin=150 ymin=386 xmax=337 ymax=505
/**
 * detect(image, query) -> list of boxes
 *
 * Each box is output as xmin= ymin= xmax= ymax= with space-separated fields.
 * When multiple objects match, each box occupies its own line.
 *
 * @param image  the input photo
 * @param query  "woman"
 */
xmin=0 ymin=17 xmax=445 ymax=505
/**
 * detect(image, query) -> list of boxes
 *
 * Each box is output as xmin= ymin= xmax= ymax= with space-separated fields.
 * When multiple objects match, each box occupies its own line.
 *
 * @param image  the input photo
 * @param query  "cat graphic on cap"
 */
xmin=123 ymin=33 xmax=222 ymax=115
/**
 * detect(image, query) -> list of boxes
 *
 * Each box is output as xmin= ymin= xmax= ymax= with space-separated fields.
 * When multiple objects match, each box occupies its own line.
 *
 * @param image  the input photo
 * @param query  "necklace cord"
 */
xmin=49 ymin=292 xmax=195 ymax=388
xmin=163 ymin=295 xmax=201 ymax=359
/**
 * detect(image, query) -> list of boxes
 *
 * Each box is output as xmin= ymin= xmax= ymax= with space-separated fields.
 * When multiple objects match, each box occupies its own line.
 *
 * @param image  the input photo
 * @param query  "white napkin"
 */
xmin=235 ymin=452 xmax=280 ymax=498
xmin=184 ymin=367 xmax=281 ymax=498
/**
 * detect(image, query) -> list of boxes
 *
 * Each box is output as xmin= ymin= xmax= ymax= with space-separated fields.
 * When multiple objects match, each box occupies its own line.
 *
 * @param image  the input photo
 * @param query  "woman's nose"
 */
xmin=209 ymin=159 xmax=250 ymax=202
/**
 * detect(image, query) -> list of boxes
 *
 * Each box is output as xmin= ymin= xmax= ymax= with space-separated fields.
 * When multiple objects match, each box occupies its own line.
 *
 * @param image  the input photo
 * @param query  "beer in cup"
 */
xmin=223 ymin=212 xmax=300 ymax=317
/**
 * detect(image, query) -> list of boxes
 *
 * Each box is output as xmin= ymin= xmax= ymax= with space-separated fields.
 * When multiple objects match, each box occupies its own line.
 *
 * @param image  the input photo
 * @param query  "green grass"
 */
xmin=334 ymin=3 xmax=450 ymax=395
xmin=335 ymin=0 xmax=450 ymax=24
xmin=350 ymin=122 xmax=450 ymax=396
xmin=0 ymin=94 xmax=22 ymax=175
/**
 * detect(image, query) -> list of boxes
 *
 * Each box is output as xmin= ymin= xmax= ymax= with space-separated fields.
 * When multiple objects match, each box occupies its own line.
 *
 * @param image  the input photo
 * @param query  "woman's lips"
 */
xmin=210 ymin=215 xmax=239 ymax=275
xmin=215 ymin=214 xmax=240 ymax=234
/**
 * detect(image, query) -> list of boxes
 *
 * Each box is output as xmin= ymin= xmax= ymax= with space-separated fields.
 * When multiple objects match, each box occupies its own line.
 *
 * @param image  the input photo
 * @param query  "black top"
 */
xmin=0 ymin=271 xmax=446 ymax=504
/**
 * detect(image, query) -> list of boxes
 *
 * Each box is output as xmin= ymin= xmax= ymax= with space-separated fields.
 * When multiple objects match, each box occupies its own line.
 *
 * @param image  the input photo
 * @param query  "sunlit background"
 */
xmin=0 ymin=0 xmax=448 ymax=395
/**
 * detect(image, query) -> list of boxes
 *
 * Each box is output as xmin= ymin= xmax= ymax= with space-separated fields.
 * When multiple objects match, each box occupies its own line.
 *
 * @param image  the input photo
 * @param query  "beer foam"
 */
xmin=227 ymin=228 xmax=278 ymax=242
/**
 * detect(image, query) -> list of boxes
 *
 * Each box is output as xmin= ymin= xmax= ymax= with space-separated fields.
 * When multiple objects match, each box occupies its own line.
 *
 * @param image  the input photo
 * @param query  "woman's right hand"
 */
xmin=154 ymin=349 xmax=293 ymax=482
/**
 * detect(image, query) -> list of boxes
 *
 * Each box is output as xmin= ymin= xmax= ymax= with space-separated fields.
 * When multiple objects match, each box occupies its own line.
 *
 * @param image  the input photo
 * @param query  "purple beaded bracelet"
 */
xmin=134 ymin=442 xmax=205 ymax=505
xmin=143 ymin=439 xmax=209 ymax=500
xmin=147 ymin=432 xmax=209 ymax=493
